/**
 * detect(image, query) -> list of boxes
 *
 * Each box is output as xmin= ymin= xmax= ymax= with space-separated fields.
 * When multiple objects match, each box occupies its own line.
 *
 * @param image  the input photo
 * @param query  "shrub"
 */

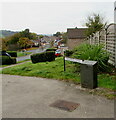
xmin=46 ymin=51 xmax=55 ymax=62
xmin=65 ymin=50 xmax=74 ymax=57
xmin=11 ymin=57 xmax=17 ymax=64
xmin=31 ymin=51 xmax=55 ymax=63
xmin=46 ymin=48 xmax=57 ymax=52
xmin=7 ymin=51 xmax=17 ymax=57
xmin=0 ymin=56 xmax=17 ymax=65
xmin=72 ymin=44 xmax=109 ymax=72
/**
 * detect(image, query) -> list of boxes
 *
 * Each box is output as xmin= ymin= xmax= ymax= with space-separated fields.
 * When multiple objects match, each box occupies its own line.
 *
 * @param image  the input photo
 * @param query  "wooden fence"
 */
xmin=86 ymin=23 xmax=116 ymax=67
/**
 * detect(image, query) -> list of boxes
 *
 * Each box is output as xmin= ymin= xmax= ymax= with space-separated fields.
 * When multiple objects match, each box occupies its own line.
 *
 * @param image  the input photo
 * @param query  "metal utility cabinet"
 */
xmin=80 ymin=60 xmax=97 ymax=89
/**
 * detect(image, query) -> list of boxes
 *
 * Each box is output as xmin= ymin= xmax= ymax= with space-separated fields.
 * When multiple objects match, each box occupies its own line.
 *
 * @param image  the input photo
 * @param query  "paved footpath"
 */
xmin=2 ymin=74 xmax=114 ymax=118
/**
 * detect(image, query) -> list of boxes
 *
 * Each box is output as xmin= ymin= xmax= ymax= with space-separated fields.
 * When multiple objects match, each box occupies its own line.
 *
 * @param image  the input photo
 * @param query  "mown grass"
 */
xmin=2 ymin=57 xmax=115 ymax=92
xmin=98 ymin=74 xmax=116 ymax=90
xmin=2 ymin=57 xmax=80 ymax=83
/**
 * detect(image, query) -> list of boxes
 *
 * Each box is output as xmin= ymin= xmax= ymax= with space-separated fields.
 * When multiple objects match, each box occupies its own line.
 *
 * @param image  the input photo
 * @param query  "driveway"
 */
xmin=2 ymin=74 xmax=114 ymax=118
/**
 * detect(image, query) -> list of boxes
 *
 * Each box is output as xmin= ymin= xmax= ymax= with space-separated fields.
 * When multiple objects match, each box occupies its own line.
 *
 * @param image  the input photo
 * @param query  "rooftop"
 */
xmin=67 ymin=28 xmax=87 ymax=39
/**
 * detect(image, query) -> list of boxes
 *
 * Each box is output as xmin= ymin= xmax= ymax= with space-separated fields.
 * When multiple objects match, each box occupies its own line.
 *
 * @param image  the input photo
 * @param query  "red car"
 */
xmin=55 ymin=49 xmax=61 ymax=57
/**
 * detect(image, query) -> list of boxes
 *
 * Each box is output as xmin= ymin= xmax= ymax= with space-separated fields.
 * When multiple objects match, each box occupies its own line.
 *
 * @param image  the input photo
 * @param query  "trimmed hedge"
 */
xmin=31 ymin=51 xmax=55 ymax=63
xmin=0 ymin=56 xmax=17 ymax=65
xmin=46 ymin=51 xmax=55 ymax=62
xmin=7 ymin=51 xmax=17 ymax=57
xmin=46 ymin=48 xmax=57 ymax=52
xmin=11 ymin=57 xmax=17 ymax=64
xmin=65 ymin=50 xmax=73 ymax=57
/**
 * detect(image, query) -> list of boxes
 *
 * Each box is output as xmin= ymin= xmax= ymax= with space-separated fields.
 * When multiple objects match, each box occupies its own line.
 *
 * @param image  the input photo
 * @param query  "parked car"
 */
xmin=55 ymin=49 xmax=61 ymax=57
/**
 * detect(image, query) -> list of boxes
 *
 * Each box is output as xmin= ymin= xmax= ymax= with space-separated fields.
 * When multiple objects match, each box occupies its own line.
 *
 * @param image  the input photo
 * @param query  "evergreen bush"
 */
xmin=65 ymin=50 xmax=74 ymax=57
xmin=7 ymin=51 xmax=17 ymax=57
xmin=46 ymin=48 xmax=57 ymax=52
xmin=46 ymin=51 xmax=55 ymax=61
xmin=31 ymin=51 xmax=55 ymax=63
xmin=0 ymin=56 xmax=16 ymax=65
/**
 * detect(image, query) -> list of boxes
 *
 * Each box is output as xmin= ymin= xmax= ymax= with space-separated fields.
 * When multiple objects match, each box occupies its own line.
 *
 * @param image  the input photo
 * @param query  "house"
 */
xmin=53 ymin=37 xmax=63 ymax=48
xmin=67 ymin=28 xmax=87 ymax=49
xmin=30 ymin=40 xmax=41 ymax=47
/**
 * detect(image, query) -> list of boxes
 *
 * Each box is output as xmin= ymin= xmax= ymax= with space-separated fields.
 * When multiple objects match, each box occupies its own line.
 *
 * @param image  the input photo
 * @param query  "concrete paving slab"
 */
xmin=2 ymin=74 xmax=114 ymax=118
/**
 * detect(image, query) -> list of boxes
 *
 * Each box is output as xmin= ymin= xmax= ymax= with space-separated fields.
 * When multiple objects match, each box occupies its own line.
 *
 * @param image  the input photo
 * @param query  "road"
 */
xmin=2 ymin=74 xmax=114 ymax=118
xmin=16 ymin=44 xmax=50 ymax=62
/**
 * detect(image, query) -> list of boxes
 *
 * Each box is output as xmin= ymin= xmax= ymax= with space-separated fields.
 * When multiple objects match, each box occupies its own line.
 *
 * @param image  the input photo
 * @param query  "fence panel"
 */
xmin=99 ymin=29 xmax=106 ymax=45
xmin=106 ymin=24 xmax=116 ymax=66
xmin=88 ymin=23 xmax=116 ymax=66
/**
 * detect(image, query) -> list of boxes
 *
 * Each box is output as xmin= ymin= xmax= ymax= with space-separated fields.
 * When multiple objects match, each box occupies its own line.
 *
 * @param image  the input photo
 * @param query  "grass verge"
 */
xmin=2 ymin=57 xmax=116 ymax=99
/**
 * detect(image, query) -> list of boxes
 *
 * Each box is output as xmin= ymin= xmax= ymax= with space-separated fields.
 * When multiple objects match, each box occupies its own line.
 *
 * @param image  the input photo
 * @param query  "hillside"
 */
xmin=0 ymin=30 xmax=18 ymax=38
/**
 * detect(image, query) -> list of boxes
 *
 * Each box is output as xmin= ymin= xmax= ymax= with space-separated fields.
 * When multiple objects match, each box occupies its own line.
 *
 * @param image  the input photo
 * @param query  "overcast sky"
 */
xmin=0 ymin=1 xmax=115 ymax=34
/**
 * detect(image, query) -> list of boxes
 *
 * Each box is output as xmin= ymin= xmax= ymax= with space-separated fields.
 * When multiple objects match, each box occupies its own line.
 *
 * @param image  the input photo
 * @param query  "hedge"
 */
xmin=31 ymin=51 xmax=55 ymax=63
xmin=65 ymin=50 xmax=73 ymax=57
xmin=45 ymin=51 xmax=56 ymax=62
xmin=7 ymin=51 xmax=17 ymax=57
xmin=46 ymin=48 xmax=57 ymax=52
xmin=0 ymin=56 xmax=17 ymax=65
xmin=11 ymin=57 xmax=17 ymax=64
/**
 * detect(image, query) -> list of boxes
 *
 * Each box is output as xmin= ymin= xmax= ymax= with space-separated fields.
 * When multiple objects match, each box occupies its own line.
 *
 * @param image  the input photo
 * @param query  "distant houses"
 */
xmin=30 ymin=40 xmax=40 ymax=47
xmin=67 ymin=28 xmax=87 ymax=49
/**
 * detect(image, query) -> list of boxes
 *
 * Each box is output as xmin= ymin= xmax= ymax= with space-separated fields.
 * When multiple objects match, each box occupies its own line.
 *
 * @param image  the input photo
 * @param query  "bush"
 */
xmin=31 ymin=52 xmax=46 ymax=63
xmin=72 ymin=44 xmax=109 ymax=72
xmin=7 ymin=51 xmax=17 ymax=57
xmin=0 ymin=56 xmax=17 ymax=65
xmin=65 ymin=50 xmax=74 ymax=57
xmin=46 ymin=48 xmax=57 ymax=52
xmin=46 ymin=51 xmax=55 ymax=62
xmin=31 ymin=51 xmax=55 ymax=63
xmin=11 ymin=57 xmax=17 ymax=64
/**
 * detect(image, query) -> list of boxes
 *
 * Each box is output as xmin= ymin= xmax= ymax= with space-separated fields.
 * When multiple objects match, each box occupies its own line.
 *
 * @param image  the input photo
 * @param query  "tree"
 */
xmin=6 ymin=33 xmax=21 ymax=45
xmin=18 ymin=37 xmax=30 ymax=49
xmin=53 ymin=32 xmax=61 ymax=37
xmin=0 ymin=38 xmax=7 ymax=50
xmin=2 ymin=29 xmax=38 ymax=50
xmin=85 ymin=13 xmax=107 ymax=37
xmin=39 ymin=35 xmax=44 ymax=39
xmin=20 ymin=29 xmax=31 ymax=39
xmin=30 ymin=33 xmax=38 ymax=40
xmin=61 ymin=32 xmax=68 ymax=43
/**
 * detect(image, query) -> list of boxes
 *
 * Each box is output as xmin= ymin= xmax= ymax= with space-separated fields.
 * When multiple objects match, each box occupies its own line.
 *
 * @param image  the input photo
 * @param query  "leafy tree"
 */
xmin=2 ymin=29 xmax=38 ymax=50
xmin=30 ymin=33 xmax=38 ymax=40
xmin=7 ymin=33 xmax=21 ymax=44
xmin=85 ymin=13 xmax=107 ymax=37
xmin=18 ymin=37 xmax=30 ymax=49
xmin=0 ymin=38 xmax=8 ymax=50
xmin=20 ymin=29 xmax=31 ymax=39
xmin=61 ymin=32 xmax=68 ymax=43
xmin=53 ymin=32 xmax=61 ymax=37
xmin=39 ymin=35 xmax=44 ymax=39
